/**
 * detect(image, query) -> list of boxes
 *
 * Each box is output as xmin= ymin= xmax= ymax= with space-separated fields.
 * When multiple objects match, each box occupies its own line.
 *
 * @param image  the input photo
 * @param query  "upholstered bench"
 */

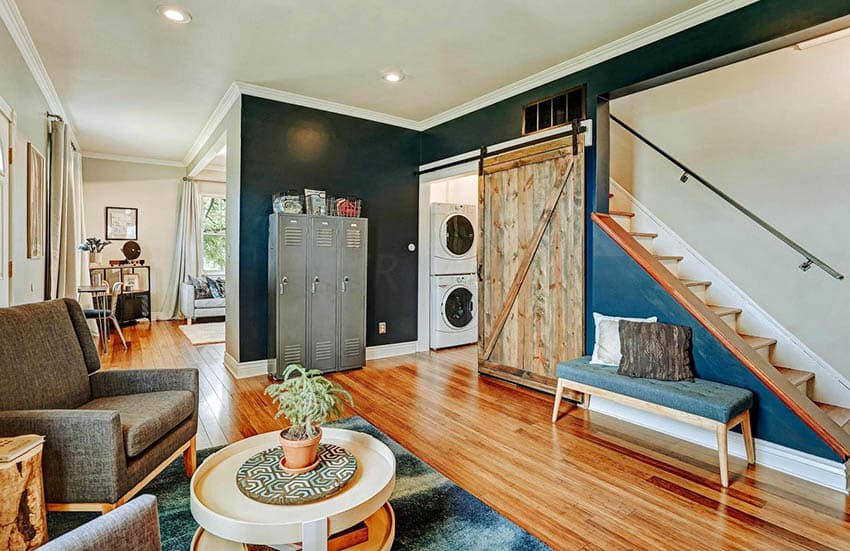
xmin=551 ymin=356 xmax=755 ymax=487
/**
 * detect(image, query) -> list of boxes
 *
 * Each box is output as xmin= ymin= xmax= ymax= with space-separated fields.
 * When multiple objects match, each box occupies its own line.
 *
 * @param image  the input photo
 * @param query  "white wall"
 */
xmin=187 ymin=98 xmax=240 ymax=362
xmin=611 ymin=37 xmax=850 ymax=380
xmin=430 ymin=174 xmax=477 ymax=205
xmin=82 ymin=158 xmax=189 ymax=317
xmin=1 ymin=20 xmax=50 ymax=304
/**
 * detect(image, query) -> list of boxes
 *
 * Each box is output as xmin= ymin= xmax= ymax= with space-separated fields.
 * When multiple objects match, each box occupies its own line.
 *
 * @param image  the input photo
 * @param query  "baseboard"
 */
xmin=223 ymin=352 xmax=270 ymax=379
xmin=365 ymin=341 xmax=418 ymax=360
xmin=589 ymin=396 xmax=849 ymax=493
xmin=222 ymin=342 xmax=418 ymax=379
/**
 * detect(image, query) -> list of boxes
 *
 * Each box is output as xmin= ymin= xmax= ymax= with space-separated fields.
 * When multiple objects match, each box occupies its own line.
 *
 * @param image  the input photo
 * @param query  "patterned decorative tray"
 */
xmin=235 ymin=444 xmax=357 ymax=505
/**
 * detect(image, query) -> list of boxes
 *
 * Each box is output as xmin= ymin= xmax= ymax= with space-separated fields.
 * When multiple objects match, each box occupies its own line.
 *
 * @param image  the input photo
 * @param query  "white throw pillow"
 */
xmin=590 ymin=312 xmax=657 ymax=366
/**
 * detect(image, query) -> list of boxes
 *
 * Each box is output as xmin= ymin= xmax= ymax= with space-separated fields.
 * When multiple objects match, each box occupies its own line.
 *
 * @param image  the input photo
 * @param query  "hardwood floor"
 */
xmin=103 ymin=320 xmax=850 ymax=550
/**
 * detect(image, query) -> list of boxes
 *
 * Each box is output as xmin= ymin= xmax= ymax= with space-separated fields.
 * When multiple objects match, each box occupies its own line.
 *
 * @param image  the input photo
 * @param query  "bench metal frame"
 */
xmin=551 ymin=378 xmax=755 ymax=487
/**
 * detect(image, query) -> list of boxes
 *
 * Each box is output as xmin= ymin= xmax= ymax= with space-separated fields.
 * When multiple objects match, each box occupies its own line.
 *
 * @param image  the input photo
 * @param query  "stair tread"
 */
xmin=816 ymin=402 xmax=850 ymax=429
xmin=680 ymin=279 xmax=712 ymax=287
xmin=655 ymin=255 xmax=684 ymax=261
xmin=630 ymin=231 xmax=658 ymax=238
xmin=609 ymin=210 xmax=635 ymax=217
xmin=708 ymin=305 xmax=742 ymax=316
xmin=774 ymin=366 xmax=815 ymax=385
xmin=739 ymin=334 xmax=777 ymax=350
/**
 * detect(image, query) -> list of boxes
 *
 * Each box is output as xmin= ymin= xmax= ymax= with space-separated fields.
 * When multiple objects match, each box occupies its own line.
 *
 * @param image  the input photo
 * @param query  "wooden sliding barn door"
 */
xmin=478 ymin=136 xmax=585 ymax=393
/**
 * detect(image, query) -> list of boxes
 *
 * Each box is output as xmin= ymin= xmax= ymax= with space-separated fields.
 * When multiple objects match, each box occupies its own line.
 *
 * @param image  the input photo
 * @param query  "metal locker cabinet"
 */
xmin=337 ymin=218 xmax=367 ymax=370
xmin=269 ymin=214 xmax=309 ymax=378
xmin=308 ymin=217 xmax=339 ymax=373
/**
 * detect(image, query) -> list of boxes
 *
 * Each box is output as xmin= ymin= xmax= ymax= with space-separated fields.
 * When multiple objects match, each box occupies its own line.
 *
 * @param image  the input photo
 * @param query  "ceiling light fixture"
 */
xmin=795 ymin=27 xmax=850 ymax=50
xmin=382 ymin=71 xmax=405 ymax=83
xmin=156 ymin=5 xmax=192 ymax=24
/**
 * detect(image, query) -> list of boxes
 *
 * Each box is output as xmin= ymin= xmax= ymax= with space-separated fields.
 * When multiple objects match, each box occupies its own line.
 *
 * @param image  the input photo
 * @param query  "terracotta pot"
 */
xmin=279 ymin=427 xmax=322 ymax=473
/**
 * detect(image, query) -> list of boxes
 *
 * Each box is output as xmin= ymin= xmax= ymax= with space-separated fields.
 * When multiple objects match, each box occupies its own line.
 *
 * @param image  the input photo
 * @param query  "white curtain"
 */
xmin=48 ymin=120 xmax=85 ymax=299
xmin=161 ymin=179 xmax=203 ymax=318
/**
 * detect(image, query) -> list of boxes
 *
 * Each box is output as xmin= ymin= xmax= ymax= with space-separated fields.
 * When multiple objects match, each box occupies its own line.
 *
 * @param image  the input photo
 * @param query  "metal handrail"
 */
xmin=610 ymin=114 xmax=844 ymax=280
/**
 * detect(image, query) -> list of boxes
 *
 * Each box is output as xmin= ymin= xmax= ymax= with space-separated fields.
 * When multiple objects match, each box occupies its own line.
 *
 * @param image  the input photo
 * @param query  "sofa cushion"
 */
xmin=0 ymin=299 xmax=93 ymax=410
xmin=79 ymin=391 xmax=195 ymax=457
xmin=194 ymin=297 xmax=226 ymax=309
xmin=556 ymin=356 xmax=753 ymax=423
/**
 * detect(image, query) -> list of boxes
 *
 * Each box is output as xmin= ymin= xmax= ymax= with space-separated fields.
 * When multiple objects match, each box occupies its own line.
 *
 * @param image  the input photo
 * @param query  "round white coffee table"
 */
xmin=190 ymin=428 xmax=396 ymax=551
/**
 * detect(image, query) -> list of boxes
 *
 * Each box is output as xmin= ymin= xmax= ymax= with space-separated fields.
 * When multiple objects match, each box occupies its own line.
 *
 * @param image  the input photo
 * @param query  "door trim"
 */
xmin=416 ymin=161 xmax=478 ymax=352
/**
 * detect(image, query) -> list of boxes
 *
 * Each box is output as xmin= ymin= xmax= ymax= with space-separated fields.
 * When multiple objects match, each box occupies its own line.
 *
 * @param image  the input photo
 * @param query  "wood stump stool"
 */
xmin=0 ymin=444 xmax=48 ymax=550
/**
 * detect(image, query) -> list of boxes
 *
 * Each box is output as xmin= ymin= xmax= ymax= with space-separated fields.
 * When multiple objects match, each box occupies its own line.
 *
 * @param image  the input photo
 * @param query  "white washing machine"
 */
xmin=430 ymin=203 xmax=477 ymax=275
xmin=430 ymin=274 xmax=478 ymax=349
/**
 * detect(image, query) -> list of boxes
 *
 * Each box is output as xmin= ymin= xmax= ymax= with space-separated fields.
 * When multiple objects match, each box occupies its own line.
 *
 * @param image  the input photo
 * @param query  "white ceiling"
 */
xmin=15 ymin=0 xmax=725 ymax=163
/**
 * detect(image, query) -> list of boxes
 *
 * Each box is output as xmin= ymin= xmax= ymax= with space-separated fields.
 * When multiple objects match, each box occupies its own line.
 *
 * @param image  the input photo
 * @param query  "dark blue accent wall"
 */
xmin=240 ymin=96 xmax=420 ymax=361
xmin=592 ymin=225 xmax=841 ymax=461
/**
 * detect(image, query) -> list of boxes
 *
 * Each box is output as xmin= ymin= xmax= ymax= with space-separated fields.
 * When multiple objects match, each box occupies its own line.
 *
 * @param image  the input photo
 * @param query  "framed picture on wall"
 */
xmin=105 ymin=207 xmax=138 ymax=240
xmin=26 ymin=143 xmax=46 ymax=259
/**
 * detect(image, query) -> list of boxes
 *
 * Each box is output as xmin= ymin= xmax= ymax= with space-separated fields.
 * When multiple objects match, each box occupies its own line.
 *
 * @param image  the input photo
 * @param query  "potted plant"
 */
xmin=78 ymin=237 xmax=111 ymax=266
xmin=265 ymin=364 xmax=353 ymax=474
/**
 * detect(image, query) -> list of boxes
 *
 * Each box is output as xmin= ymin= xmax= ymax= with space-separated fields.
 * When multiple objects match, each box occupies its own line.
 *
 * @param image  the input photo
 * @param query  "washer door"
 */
xmin=443 ymin=286 xmax=474 ymax=328
xmin=443 ymin=215 xmax=474 ymax=256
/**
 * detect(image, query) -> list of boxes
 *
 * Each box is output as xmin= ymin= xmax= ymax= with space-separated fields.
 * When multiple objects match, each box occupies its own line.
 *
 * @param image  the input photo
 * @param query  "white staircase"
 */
xmin=608 ymin=181 xmax=850 ymax=433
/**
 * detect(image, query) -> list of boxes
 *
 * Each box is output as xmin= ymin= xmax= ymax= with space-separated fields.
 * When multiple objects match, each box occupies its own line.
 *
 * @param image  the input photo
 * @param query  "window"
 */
xmin=522 ymin=85 xmax=585 ymax=135
xmin=201 ymin=195 xmax=226 ymax=274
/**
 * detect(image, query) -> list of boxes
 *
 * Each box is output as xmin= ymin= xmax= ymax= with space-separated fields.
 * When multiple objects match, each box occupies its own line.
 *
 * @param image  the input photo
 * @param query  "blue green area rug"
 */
xmin=49 ymin=416 xmax=549 ymax=550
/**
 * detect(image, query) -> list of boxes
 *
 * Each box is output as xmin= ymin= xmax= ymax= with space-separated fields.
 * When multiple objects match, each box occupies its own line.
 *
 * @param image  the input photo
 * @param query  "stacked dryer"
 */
xmin=430 ymin=203 xmax=478 ymax=349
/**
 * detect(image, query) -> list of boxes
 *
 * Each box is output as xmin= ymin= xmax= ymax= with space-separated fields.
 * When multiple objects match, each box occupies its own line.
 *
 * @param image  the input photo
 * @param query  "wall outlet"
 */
xmin=378 ymin=322 xmax=387 ymax=335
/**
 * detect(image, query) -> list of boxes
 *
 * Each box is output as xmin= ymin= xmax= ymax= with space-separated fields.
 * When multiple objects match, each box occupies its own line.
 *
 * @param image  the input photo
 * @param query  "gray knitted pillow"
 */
xmin=617 ymin=320 xmax=695 ymax=382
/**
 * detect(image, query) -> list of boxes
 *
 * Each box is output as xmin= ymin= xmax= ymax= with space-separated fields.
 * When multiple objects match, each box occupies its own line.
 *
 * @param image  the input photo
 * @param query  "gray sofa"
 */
xmin=40 ymin=494 xmax=161 ymax=551
xmin=180 ymin=280 xmax=225 ymax=324
xmin=0 ymin=299 xmax=198 ymax=512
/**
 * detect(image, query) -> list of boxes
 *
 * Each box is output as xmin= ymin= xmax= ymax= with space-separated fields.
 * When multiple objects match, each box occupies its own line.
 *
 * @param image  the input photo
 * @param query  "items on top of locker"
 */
xmin=273 ymin=190 xmax=362 ymax=218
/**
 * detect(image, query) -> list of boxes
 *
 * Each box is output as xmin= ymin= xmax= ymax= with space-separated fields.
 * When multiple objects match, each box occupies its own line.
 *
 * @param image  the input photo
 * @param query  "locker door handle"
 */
xmin=312 ymin=276 xmax=320 ymax=293
xmin=341 ymin=275 xmax=350 ymax=292
xmin=279 ymin=276 xmax=288 ymax=295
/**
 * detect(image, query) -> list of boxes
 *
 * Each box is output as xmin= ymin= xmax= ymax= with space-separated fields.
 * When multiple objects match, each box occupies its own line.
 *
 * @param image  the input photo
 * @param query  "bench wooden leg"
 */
xmin=741 ymin=411 xmax=755 ymax=464
xmin=552 ymin=379 xmax=565 ymax=423
xmin=716 ymin=424 xmax=729 ymax=488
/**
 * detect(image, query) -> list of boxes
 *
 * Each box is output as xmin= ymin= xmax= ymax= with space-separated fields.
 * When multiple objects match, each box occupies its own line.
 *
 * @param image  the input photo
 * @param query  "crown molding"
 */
xmin=237 ymin=82 xmax=422 ymax=130
xmin=183 ymin=82 xmax=240 ymax=167
xmin=0 ymin=0 xmax=79 ymax=145
xmin=82 ymin=151 xmax=186 ymax=168
xmin=418 ymin=0 xmax=758 ymax=129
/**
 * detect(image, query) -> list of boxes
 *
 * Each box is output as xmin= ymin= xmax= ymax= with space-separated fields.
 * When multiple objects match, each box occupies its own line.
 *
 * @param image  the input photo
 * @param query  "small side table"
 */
xmin=0 ymin=439 xmax=47 ymax=549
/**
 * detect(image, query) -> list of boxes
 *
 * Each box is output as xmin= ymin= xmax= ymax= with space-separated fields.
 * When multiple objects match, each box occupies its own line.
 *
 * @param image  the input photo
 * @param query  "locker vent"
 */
xmin=314 ymin=341 xmax=333 ymax=362
xmin=283 ymin=227 xmax=304 ymax=247
xmin=345 ymin=228 xmax=362 ymax=248
xmin=283 ymin=344 xmax=302 ymax=365
xmin=316 ymin=228 xmax=335 ymax=247
xmin=344 ymin=338 xmax=361 ymax=357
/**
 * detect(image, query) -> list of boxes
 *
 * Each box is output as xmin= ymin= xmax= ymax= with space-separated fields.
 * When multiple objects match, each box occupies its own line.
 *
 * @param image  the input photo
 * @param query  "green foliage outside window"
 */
xmin=202 ymin=196 xmax=226 ymax=273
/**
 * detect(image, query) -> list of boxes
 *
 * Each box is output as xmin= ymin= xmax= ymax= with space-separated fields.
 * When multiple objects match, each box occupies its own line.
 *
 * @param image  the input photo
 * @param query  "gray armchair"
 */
xmin=0 ymin=299 xmax=198 ymax=513
xmin=40 ymin=494 xmax=161 ymax=551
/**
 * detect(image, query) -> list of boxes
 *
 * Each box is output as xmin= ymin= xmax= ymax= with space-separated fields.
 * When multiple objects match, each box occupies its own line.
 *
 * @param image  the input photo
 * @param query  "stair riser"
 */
xmin=796 ymin=379 xmax=813 ymax=399
xmin=611 ymin=214 xmax=632 ymax=232
xmin=752 ymin=343 xmax=773 ymax=362
xmin=658 ymin=258 xmax=680 ymax=277
xmin=633 ymin=235 xmax=655 ymax=254
xmin=717 ymin=312 xmax=738 ymax=332
xmin=687 ymin=284 xmax=710 ymax=304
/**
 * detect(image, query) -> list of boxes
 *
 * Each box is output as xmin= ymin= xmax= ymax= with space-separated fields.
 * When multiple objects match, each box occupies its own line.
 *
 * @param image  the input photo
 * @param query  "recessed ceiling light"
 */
xmin=157 ymin=5 xmax=192 ymax=24
xmin=382 ymin=71 xmax=405 ymax=83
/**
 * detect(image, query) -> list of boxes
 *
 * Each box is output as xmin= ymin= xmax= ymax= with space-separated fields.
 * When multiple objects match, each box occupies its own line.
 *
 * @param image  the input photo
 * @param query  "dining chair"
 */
xmin=85 ymin=281 xmax=128 ymax=350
